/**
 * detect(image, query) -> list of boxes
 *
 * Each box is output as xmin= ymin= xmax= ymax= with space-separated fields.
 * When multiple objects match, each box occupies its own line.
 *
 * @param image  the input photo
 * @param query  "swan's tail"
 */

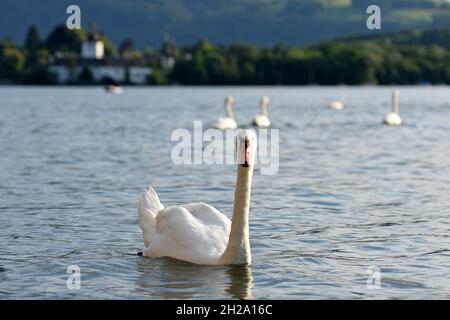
xmin=139 ymin=186 xmax=164 ymax=248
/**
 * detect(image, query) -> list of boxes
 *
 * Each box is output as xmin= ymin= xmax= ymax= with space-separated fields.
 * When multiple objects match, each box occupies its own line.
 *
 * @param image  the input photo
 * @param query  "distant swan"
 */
xmin=139 ymin=129 xmax=257 ymax=265
xmin=330 ymin=93 xmax=345 ymax=110
xmin=383 ymin=90 xmax=402 ymax=126
xmin=253 ymin=96 xmax=271 ymax=128
xmin=214 ymin=96 xmax=237 ymax=129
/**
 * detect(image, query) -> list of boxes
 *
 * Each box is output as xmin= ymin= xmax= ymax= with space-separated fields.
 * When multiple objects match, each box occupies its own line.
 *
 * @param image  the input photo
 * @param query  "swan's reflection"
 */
xmin=225 ymin=265 xmax=253 ymax=299
xmin=135 ymin=257 xmax=253 ymax=299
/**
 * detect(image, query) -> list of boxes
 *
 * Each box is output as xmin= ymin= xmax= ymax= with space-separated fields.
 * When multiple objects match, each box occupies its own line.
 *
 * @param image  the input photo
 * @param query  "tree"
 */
xmin=22 ymin=65 xmax=57 ymax=84
xmin=24 ymin=25 xmax=42 ymax=51
xmin=149 ymin=69 xmax=169 ymax=85
xmin=119 ymin=38 xmax=142 ymax=62
xmin=22 ymin=48 xmax=56 ymax=84
xmin=46 ymin=25 xmax=87 ymax=53
xmin=119 ymin=38 xmax=134 ymax=54
xmin=100 ymin=36 xmax=117 ymax=57
xmin=78 ymin=67 xmax=94 ymax=84
xmin=25 ymin=48 xmax=49 ymax=68
xmin=0 ymin=42 xmax=25 ymax=81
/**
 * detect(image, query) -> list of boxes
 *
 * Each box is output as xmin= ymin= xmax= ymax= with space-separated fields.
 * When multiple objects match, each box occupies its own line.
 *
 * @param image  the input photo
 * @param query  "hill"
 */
xmin=1 ymin=0 xmax=450 ymax=48
xmin=341 ymin=26 xmax=450 ymax=48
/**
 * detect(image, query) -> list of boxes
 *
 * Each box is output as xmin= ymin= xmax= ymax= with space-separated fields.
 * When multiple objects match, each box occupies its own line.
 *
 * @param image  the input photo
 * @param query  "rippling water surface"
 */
xmin=1 ymin=86 xmax=450 ymax=299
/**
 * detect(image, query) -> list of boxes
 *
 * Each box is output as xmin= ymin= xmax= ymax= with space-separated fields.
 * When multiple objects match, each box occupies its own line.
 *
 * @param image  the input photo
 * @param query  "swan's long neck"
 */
xmin=219 ymin=165 xmax=253 ymax=265
xmin=225 ymin=103 xmax=235 ymax=119
xmin=392 ymin=90 xmax=399 ymax=114
xmin=260 ymin=103 xmax=268 ymax=116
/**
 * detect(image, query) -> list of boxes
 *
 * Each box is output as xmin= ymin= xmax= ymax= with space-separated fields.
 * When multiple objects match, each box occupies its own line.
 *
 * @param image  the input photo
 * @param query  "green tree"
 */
xmin=0 ymin=41 xmax=25 ymax=81
xmin=100 ymin=36 xmax=117 ymax=57
xmin=22 ymin=65 xmax=57 ymax=84
xmin=25 ymin=48 xmax=49 ymax=68
xmin=24 ymin=25 xmax=42 ymax=51
xmin=22 ymin=48 xmax=56 ymax=84
xmin=78 ymin=67 xmax=94 ymax=84
xmin=46 ymin=25 xmax=87 ymax=53
xmin=149 ymin=69 xmax=169 ymax=85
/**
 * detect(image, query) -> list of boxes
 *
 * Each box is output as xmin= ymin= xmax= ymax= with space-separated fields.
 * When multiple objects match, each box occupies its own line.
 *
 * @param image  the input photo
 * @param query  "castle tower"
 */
xmin=81 ymin=23 xmax=104 ymax=59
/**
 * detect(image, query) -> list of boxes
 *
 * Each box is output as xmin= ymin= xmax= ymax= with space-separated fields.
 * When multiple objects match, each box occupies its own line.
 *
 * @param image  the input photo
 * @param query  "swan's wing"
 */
xmin=254 ymin=115 xmax=271 ymax=128
xmin=384 ymin=113 xmax=402 ymax=126
xmin=214 ymin=117 xmax=237 ymax=129
xmin=139 ymin=186 xmax=164 ymax=247
xmin=147 ymin=203 xmax=231 ymax=265
xmin=214 ymin=117 xmax=227 ymax=129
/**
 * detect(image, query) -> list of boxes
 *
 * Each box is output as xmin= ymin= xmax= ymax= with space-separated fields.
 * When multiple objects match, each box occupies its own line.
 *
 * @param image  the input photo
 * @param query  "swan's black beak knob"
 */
xmin=243 ymin=138 xmax=249 ymax=167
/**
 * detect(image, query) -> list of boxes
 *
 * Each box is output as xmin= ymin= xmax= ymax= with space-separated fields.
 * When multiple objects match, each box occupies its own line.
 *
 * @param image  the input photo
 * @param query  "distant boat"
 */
xmin=105 ymin=84 xmax=123 ymax=94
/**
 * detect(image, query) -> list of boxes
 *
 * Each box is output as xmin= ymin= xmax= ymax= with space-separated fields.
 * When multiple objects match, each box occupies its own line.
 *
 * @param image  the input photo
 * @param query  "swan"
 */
xmin=138 ymin=129 xmax=257 ymax=265
xmin=253 ymin=96 xmax=271 ymax=128
xmin=330 ymin=93 xmax=345 ymax=110
xmin=383 ymin=90 xmax=402 ymax=126
xmin=214 ymin=96 xmax=238 ymax=129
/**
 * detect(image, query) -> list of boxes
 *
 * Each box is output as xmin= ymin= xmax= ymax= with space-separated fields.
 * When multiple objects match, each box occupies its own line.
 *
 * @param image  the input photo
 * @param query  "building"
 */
xmin=81 ymin=24 xmax=104 ymax=60
xmin=48 ymin=24 xmax=152 ymax=84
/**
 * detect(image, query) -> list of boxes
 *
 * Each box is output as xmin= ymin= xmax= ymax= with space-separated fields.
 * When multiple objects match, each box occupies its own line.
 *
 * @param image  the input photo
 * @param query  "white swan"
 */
xmin=253 ymin=96 xmax=271 ymax=128
xmin=383 ymin=90 xmax=402 ymax=126
xmin=330 ymin=93 xmax=345 ymax=110
xmin=139 ymin=129 xmax=257 ymax=265
xmin=214 ymin=96 xmax=238 ymax=129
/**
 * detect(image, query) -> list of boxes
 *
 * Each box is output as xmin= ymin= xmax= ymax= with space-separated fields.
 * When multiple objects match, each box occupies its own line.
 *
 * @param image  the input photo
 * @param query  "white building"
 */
xmin=81 ymin=41 xmax=104 ymax=60
xmin=81 ymin=23 xmax=105 ymax=60
xmin=48 ymin=25 xmax=152 ymax=84
xmin=129 ymin=67 xmax=153 ymax=84
xmin=49 ymin=63 xmax=152 ymax=84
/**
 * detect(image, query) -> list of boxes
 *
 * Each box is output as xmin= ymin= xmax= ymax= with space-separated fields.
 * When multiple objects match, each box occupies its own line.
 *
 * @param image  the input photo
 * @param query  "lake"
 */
xmin=0 ymin=86 xmax=449 ymax=299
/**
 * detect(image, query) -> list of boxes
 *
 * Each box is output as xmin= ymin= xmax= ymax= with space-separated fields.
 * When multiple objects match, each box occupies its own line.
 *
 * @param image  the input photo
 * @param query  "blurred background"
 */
xmin=1 ymin=0 xmax=450 ymax=85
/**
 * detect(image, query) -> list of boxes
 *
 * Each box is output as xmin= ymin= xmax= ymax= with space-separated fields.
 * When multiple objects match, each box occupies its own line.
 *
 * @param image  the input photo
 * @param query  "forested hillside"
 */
xmin=1 ymin=0 xmax=450 ymax=48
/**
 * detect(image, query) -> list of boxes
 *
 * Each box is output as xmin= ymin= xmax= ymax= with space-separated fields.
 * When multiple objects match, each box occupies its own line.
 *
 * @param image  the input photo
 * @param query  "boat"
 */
xmin=105 ymin=84 xmax=123 ymax=94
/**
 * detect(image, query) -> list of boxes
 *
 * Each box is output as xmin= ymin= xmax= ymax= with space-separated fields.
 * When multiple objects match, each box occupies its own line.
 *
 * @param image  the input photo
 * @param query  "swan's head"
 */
xmin=236 ymin=129 xmax=257 ymax=168
xmin=225 ymin=96 xmax=235 ymax=105
xmin=260 ymin=96 xmax=270 ymax=106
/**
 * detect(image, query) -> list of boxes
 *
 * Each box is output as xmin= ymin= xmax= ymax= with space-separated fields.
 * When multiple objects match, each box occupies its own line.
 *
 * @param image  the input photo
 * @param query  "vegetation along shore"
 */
xmin=1 ymin=24 xmax=450 ymax=86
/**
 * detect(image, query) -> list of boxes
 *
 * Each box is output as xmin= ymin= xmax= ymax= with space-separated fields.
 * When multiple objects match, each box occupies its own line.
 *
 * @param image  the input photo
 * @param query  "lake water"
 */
xmin=0 ymin=86 xmax=449 ymax=299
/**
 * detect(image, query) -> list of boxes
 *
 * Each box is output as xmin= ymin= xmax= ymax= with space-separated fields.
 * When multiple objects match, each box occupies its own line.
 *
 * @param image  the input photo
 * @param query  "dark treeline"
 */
xmin=1 ymin=24 xmax=450 ymax=85
xmin=170 ymin=40 xmax=450 ymax=85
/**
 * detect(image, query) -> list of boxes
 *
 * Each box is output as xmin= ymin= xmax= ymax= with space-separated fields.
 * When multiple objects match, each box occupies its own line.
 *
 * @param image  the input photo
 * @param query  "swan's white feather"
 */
xmin=383 ymin=112 xmax=402 ymax=126
xmin=139 ymin=186 xmax=164 ymax=247
xmin=214 ymin=117 xmax=237 ymax=130
xmin=139 ymin=187 xmax=231 ymax=265
xmin=253 ymin=115 xmax=271 ymax=128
